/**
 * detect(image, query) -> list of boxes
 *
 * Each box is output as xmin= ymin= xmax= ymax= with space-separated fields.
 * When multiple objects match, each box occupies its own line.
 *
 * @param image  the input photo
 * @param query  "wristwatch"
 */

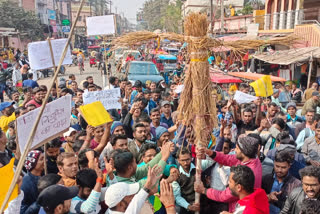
xmin=143 ymin=187 xmax=150 ymax=193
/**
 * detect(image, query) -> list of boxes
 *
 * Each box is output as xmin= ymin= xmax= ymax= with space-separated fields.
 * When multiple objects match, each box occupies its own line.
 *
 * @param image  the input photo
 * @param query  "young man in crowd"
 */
xmin=172 ymin=147 xmax=213 ymax=213
xmin=26 ymin=87 xmax=44 ymax=108
xmin=128 ymin=123 xmax=148 ymax=161
xmin=22 ymin=73 xmax=39 ymax=89
xmin=280 ymin=166 xmax=320 ymax=214
xmin=0 ymin=101 xmax=16 ymax=133
xmin=222 ymin=165 xmax=269 ymax=214
xmin=262 ymin=151 xmax=301 ymax=213
xmin=150 ymin=108 xmax=169 ymax=139
xmin=195 ymin=136 xmax=262 ymax=212
xmin=37 ymin=185 xmax=79 ymax=214
xmin=57 ymin=152 xmax=79 ymax=187
xmin=160 ymin=100 xmax=174 ymax=128
xmin=45 ymin=138 xmax=62 ymax=174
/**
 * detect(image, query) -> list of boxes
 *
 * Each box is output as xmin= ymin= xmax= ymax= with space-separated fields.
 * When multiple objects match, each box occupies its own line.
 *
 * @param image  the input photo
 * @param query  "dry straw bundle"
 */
xmin=177 ymin=13 xmax=217 ymax=148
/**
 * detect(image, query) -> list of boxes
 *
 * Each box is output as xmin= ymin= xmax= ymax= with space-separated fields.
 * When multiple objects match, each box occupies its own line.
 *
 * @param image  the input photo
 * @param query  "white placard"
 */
xmin=86 ymin=15 xmax=115 ymax=36
xmin=28 ymin=38 xmax=72 ymax=70
xmin=83 ymin=88 xmax=121 ymax=110
xmin=234 ymin=90 xmax=258 ymax=104
xmin=174 ymin=85 xmax=184 ymax=94
xmin=17 ymin=95 xmax=72 ymax=154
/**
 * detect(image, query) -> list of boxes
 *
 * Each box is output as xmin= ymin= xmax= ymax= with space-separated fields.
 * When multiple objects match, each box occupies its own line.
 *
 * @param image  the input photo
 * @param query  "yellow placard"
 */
xmin=79 ymin=101 xmax=113 ymax=127
xmin=0 ymin=158 xmax=19 ymax=210
xmin=250 ymin=75 xmax=273 ymax=97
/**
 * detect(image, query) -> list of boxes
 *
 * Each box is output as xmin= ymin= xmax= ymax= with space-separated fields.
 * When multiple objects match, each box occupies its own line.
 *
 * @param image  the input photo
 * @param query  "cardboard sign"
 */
xmin=79 ymin=101 xmax=113 ymax=127
xmin=28 ymin=38 xmax=72 ymax=70
xmin=83 ymin=88 xmax=121 ymax=110
xmin=86 ymin=15 xmax=115 ymax=36
xmin=16 ymin=95 xmax=72 ymax=154
xmin=234 ymin=90 xmax=257 ymax=104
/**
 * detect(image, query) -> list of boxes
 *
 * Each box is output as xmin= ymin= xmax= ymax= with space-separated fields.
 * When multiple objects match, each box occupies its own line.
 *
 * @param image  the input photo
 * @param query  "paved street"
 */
xmin=37 ymin=61 xmax=105 ymax=88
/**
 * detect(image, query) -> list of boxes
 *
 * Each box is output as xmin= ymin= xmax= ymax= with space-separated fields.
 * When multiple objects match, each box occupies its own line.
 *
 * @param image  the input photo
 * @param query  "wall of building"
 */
xmin=22 ymin=0 xmax=35 ymax=11
xmin=214 ymin=15 xmax=253 ymax=32
xmin=182 ymin=0 xmax=210 ymax=17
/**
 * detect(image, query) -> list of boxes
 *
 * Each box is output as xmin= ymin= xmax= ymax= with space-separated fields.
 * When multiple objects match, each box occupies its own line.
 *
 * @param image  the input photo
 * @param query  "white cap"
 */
xmin=63 ymin=127 xmax=77 ymax=138
xmin=104 ymin=182 xmax=140 ymax=208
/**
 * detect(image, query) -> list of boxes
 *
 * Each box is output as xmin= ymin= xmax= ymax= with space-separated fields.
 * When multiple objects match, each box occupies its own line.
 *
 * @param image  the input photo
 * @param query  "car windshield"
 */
xmin=129 ymin=63 xmax=159 ymax=75
xmin=115 ymin=48 xmax=126 ymax=55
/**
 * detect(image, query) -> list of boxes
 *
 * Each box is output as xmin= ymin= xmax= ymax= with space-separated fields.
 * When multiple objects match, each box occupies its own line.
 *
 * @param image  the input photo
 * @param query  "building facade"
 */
xmin=264 ymin=0 xmax=320 ymax=30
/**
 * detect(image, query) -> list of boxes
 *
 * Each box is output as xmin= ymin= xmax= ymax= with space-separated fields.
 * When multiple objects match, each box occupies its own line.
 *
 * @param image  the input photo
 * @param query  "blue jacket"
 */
xmin=20 ymin=171 xmax=40 ymax=214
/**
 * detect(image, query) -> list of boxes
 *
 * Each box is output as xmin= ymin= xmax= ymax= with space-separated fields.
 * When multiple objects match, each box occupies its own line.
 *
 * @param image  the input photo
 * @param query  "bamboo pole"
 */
xmin=307 ymin=52 xmax=313 ymax=89
xmin=0 ymin=0 xmax=85 ymax=211
xmin=47 ymin=38 xmax=60 ymax=98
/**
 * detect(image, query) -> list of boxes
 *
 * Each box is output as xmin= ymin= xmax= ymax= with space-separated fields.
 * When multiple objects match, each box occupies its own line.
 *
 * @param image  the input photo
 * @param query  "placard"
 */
xmin=79 ymin=101 xmax=113 ymax=127
xmin=234 ymin=90 xmax=257 ymax=104
xmin=28 ymin=38 xmax=72 ymax=70
xmin=86 ymin=15 xmax=115 ymax=36
xmin=83 ymin=88 xmax=121 ymax=110
xmin=17 ymin=95 xmax=72 ymax=154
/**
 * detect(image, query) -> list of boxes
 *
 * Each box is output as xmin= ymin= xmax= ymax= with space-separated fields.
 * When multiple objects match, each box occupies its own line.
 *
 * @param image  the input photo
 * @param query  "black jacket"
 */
xmin=279 ymin=187 xmax=319 ymax=214
xmin=262 ymin=172 xmax=301 ymax=210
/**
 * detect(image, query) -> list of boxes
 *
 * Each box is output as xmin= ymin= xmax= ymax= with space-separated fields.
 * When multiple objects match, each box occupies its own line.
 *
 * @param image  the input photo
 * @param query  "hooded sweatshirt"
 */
xmin=234 ymin=188 xmax=269 ymax=214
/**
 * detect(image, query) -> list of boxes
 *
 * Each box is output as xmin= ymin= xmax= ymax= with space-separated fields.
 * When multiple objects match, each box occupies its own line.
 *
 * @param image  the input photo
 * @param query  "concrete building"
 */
xmin=181 ymin=0 xmax=210 ymax=17
xmin=264 ymin=0 xmax=320 ymax=30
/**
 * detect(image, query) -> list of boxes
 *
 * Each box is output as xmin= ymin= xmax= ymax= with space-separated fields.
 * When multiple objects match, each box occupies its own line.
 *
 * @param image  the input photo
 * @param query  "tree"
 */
xmin=161 ymin=0 xmax=182 ymax=33
xmin=0 ymin=0 xmax=44 ymax=40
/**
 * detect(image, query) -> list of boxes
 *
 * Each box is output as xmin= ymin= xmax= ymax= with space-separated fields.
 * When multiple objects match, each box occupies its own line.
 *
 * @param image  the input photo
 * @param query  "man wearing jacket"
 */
xmin=195 ymin=136 xmax=262 ymax=212
xmin=280 ymin=166 xmax=320 ymax=214
xmin=262 ymin=151 xmax=301 ymax=214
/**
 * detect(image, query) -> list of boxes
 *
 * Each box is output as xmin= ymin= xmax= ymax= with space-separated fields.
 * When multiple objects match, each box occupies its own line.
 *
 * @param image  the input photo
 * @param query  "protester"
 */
xmin=21 ymin=150 xmax=44 ymax=213
xmin=280 ymin=166 xmax=320 ymax=214
xmin=262 ymin=151 xmax=301 ymax=213
xmin=37 ymin=185 xmax=79 ymax=214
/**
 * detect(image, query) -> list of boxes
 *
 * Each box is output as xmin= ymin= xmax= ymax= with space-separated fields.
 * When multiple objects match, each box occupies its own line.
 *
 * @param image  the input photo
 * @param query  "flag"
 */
xmin=0 ymin=158 xmax=19 ymax=210
xmin=250 ymin=75 xmax=273 ymax=97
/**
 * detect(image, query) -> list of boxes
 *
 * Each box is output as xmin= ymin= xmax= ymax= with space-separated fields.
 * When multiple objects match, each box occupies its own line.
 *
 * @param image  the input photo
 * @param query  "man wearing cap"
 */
xmin=21 ymin=150 xmax=44 ymax=213
xmin=271 ymin=89 xmax=286 ymax=112
xmin=301 ymin=91 xmax=320 ymax=116
xmin=286 ymin=102 xmax=303 ymax=129
xmin=0 ymin=101 xmax=15 ymax=133
xmin=37 ymin=184 xmax=79 ymax=214
xmin=26 ymin=87 xmax=45 ymax=108
xmin=195 ymin=136 xmax=262 ymax=212
xmin=62 ymin=127 xmax=77 ymax=153
xmin=104 ymin=165 xmax=162 ymax=214
xmin=303 ymin=82 xmax=318 ymax=102
xmin=160 ymin=100 xmax=174 ymax=128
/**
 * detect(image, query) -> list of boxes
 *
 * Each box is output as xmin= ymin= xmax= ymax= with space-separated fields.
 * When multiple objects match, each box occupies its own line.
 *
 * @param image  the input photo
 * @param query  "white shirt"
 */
xmin=210 ymin=163 xmax=230 ymax=191
xmin=106 ymin=188 xmax=149 ymax=214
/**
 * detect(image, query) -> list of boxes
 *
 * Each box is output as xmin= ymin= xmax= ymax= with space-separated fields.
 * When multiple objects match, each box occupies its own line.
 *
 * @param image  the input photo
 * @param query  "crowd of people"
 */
xmin=0 ymin=47 xmax=320 ymax=214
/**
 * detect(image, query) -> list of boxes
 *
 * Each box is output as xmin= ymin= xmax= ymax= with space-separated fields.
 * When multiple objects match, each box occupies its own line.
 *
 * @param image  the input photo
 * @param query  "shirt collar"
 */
xmin=179 ymin=163 xmax=195 ymax=176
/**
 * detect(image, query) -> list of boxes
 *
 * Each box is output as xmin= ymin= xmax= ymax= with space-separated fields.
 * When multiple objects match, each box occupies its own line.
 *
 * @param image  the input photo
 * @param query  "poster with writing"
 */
xmin=233 ymin=90 xmax=257 ymax=104
xmin=83 ymin=88 xmax=121 ymax=110
xmin=86 ymin=15 xmax=115 ymax=36
xmin=28 ymin=38 xmax=72 ymax=70
xmin=17 ymin=95 xmax=72 ymax=154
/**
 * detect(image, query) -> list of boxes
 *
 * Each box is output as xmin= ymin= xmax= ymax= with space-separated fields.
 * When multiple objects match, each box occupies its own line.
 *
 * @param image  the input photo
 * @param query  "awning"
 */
xmin=228 ymin=72 xmax=286 ymax=82
xmin=252 ymin=47 xmax=320 ymax=65
xmin=209 ymin=69 xmax=242 ymax=83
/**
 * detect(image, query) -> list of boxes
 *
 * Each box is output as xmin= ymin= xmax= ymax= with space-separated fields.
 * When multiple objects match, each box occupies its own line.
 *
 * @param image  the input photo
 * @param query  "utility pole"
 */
xmin=220 ymin=0 xmax=225 ymax=34
xmin=210 ymin=0 xmax=213 ymax=35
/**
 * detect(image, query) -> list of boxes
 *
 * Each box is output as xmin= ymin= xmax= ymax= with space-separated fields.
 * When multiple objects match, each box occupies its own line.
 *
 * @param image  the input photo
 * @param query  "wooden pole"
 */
xmin=0 ymin=0 xmax=85 ymax=211
xmin=47 ymin=38 xmax=60 ymax=98
xmin=307 ymin=52 xmax=313 ymax=89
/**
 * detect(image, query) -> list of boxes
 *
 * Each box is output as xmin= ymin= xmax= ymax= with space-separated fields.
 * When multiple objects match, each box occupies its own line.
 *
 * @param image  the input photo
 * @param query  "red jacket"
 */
xmin=236 ymin=188 xmax=269 ymax=214
xmin=206 ymin=152 xmax=262 ymax=212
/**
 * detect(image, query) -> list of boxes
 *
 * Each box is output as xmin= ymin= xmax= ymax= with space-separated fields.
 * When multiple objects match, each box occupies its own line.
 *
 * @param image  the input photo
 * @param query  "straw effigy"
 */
xmin=177 ymin=13 xmax=217 ymax=147
xmin=111 ymin=13 xmax=298 ymax=212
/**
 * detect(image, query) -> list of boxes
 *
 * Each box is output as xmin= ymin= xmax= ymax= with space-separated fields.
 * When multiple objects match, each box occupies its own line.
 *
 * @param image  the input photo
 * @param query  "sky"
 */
xmin=112 ymin=0 xmax=147 ymax=24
